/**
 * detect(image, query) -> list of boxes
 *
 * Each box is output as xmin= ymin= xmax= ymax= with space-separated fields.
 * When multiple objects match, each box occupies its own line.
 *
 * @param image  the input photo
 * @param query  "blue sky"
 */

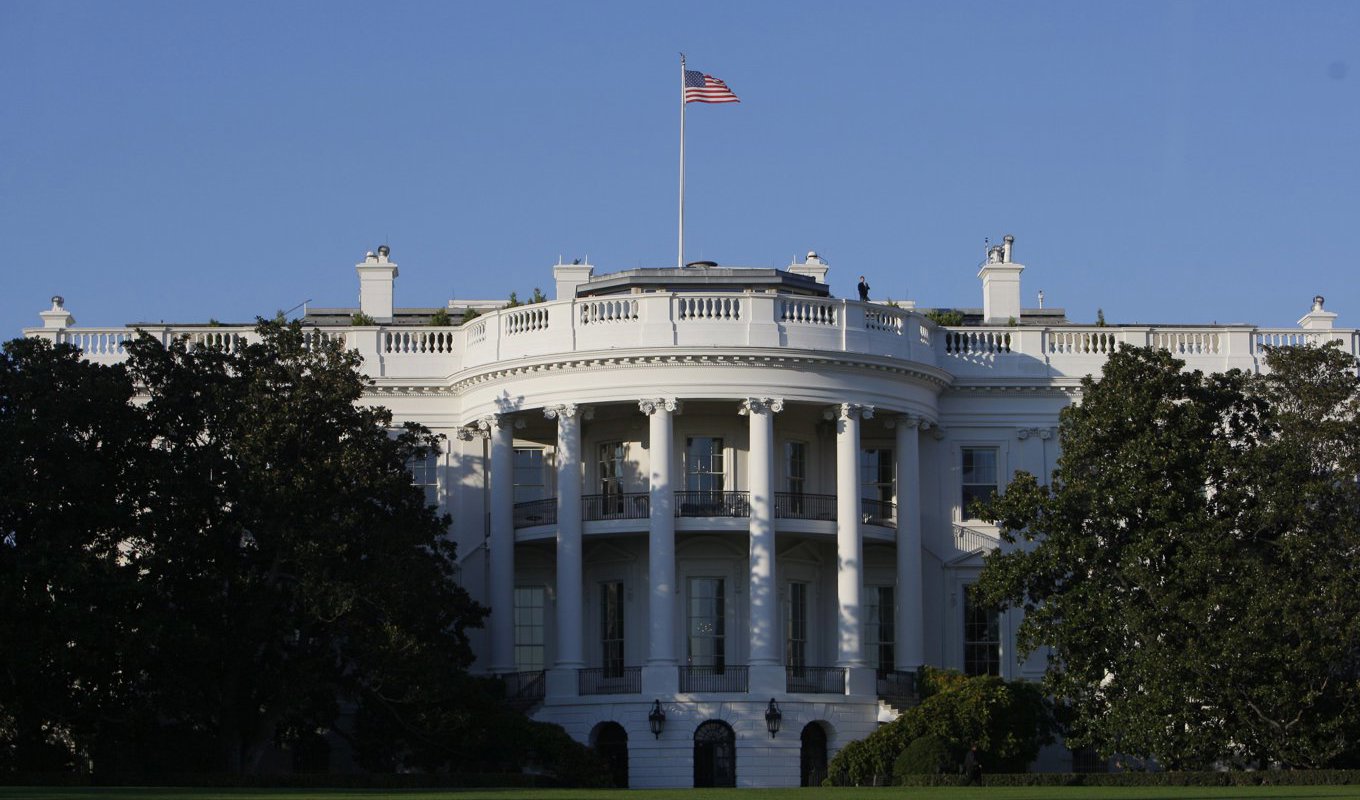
xmin=3 ymin=1 xmax=1357 ymax=333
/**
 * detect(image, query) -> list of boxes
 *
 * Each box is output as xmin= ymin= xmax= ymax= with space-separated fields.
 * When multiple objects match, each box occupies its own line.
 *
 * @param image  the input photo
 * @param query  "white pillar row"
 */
xmin=546 ymin=403 xmax=587 ymax=670
xmin=742 ymin=397 xmax=783 ymax=668
xmin=640 ymin=398 xmax=681 ymax=671
xmin=831 ymin=402 xmax=872 ymax=669
xmin=481 ymin=413 xmax=516 ymax=674
xmin=894 ymin=415 xmax=926 ymax=671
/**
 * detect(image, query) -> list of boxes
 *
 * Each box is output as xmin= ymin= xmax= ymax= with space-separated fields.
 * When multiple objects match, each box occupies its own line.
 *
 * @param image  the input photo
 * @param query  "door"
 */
xmin=693 ymin=720 xmax=735 ymax=787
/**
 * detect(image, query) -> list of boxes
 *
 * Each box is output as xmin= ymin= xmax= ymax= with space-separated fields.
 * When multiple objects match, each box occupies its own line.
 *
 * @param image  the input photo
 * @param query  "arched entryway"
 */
xmin=589 ymin=721 xmax=629 ymax=788
xmin=693 ymin=720 xmax=736 ymax=787
xmin=800 ymin=721 xmax=829 ymax=787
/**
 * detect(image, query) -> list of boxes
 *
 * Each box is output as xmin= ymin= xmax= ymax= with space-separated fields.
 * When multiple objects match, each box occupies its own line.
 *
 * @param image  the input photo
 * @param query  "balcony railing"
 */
xmin=774 ymin=492 xmax=837 ymax=520
xmin=680 ymin=665 xmax=749 ymax=693
xmin=877 ymin=669 xmax=919 ymax=705
xmin=582 ymin=492 xmax=650 ymax=521
xmin=499 ymin=669 xmax=546 ymax=709
xmin=578 ymin=666 xmax=642 ymax=695
xmin=513 ymin=498 xmax=556 ymax=528
xmin=675 ymin=491 xmax=749 ymax=518
xmin=786 ymin=666 xmax=846 ymax=694
xmin=861 ymin=498 xmax=896 ymax=527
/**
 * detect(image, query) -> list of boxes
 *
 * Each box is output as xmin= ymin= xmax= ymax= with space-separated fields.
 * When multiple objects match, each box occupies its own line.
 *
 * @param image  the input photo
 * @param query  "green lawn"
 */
xmin=6 ymin=788 xmax=1360 ymax=800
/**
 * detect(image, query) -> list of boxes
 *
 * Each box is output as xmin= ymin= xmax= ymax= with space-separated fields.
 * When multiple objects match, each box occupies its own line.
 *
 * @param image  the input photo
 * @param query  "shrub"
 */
xmin=893 ymin=734 xmax=956 ymax=779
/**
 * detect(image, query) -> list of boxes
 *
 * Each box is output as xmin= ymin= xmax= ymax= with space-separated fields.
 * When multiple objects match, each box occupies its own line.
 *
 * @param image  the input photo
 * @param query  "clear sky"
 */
xmin=3 ymin=1 xmax=1357 ymax=334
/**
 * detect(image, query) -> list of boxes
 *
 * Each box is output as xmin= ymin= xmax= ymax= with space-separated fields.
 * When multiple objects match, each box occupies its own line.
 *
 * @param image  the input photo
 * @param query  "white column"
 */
xmin=895 ymin=415 xmax=925 ymax=671
xmin=640 ymin=399 xmax=680 ymax=674
xmin=742 ymin=398 xmax=783 ymax=668
xmin=546 ymin=404 xmax=586 ymax=669
xmin=831 ymin=403 xmax=872 ymax=669
xmin=482 ymin=413 xmax=516 ymax=674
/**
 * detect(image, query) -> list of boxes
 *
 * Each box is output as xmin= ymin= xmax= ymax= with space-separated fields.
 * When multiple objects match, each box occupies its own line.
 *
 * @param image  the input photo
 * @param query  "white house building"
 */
xmin=25 ymin=238 xmax=1357 ymax=788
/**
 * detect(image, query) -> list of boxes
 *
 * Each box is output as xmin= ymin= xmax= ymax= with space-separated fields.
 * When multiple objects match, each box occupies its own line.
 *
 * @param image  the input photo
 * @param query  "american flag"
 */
xmin=684 ymin=70 xmax=740 ymax=104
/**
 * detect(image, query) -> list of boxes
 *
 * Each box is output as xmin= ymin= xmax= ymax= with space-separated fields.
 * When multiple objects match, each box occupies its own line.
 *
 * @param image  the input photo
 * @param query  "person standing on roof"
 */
xmin=857 ymin=275 xmax=870 ymax=301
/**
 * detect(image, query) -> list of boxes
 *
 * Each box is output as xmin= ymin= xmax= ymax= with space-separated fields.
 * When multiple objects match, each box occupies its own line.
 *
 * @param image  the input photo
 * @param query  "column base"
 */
xmin=641 ymin=664 xmax=679 ymax=696
xmin=845 ymin=666 xmax=877 ymax=697
xmin=545 ymin=667 xmax=580 ymax=699
xmin=748 ymin=664 xmax=786 ymax=696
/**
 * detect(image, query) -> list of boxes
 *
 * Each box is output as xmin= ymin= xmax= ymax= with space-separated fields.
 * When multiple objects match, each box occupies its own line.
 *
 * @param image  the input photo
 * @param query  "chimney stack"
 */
xmin=978 ymin=234 xmax=1023 ymax=324
xmin=356 ymin=245 xmax=398 ymax=322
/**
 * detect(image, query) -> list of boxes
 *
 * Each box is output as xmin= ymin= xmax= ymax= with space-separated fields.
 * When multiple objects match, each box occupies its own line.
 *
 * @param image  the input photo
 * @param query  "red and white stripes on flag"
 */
xmin=684 ymin=70 xmax=740 ymax=104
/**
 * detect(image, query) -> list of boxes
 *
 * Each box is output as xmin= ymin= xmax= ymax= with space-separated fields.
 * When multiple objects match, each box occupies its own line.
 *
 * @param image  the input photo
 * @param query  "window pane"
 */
xmin=963 ymin=584 xmax=1000 ymax=676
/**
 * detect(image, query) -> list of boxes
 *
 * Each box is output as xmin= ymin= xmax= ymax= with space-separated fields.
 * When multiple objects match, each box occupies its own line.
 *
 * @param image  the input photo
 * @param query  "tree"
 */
xmin=121 ymin=319 xmax=489 ymax=774
xmin=0 ymin=338 xmax=146 ymax=773
xmin=976 ymin=343 xmax=1360 ymax=769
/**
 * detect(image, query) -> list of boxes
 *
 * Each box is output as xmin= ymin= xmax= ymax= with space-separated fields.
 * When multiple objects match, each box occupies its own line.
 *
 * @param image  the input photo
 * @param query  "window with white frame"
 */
xmin=860 ymin=448 xmax=894 ymax=504
xmin=864 ymin=585 xmax=895 ymax=677
xmin=407 ymin=450 xmax=440 ymax=507
xmin=514 ymin=585 xmax=546 ymax=672
xmin=685 ymin=437 xmax=725 ymax=494
xmin=961 ymin=446 xmax=999 ymax=517
xmin=786 ymin=581 xmax=808 ymax=672
xmin=599 ymin=441 xmax=627 ymax=515
xmin=513 ymin=448 xmax=547 ymax=504
xmin=963 ymin=584 xmax=1000 ymax=676
xmin=600 ymin=581 xmax=625 ymax=677
xmin=687 ymin=577 xmax=725 ymax=670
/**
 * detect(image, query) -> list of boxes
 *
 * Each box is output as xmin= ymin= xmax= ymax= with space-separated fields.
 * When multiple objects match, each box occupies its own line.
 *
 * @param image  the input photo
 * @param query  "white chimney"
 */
xmin=788 ymin=250 xmax=830 ymax=284
xmin=1297 ymin=295 xmax=1337 ymax=330
xmin=356 ymin=245 xmax=398 ymax=322
xmin=978 ymin=234 xmax=1023 ymax=324
xmin=40 ymin=295 xmax=75 ymax=330
xmin=553 ymin=260 xmax=594 ymax=300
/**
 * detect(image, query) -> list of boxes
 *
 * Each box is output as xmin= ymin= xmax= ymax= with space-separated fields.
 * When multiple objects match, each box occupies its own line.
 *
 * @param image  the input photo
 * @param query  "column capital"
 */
xmin=739 ymin=397 xmax=785 ymax=415
xmin=544 ymin=403 xmax=594 ymax=422
xmin=1016 ymin=426 xmax=1053 ymax=440
xmin=885 ymin=412 xmax=937 ymax=430
xmin=639 ymin=397 xmax=682 ymax=415
xmin=824 ymin=402 xmax=874 ymax=421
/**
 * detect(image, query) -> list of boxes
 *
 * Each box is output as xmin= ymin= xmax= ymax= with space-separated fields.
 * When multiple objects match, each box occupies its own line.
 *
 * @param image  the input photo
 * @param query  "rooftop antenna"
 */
xmin=282 ymin=298 xmax=312 ymax=318
xmin=1037 ymin=289 xmax=1045 ymax=309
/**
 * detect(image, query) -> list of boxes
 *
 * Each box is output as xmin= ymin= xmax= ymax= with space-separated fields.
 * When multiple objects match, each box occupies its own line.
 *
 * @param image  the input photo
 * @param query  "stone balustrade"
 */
xmin=28 ymin=294 xmax=1359 ymax=380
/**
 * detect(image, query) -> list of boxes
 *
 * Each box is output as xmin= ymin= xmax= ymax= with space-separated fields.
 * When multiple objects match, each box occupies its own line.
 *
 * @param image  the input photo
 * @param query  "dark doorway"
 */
xmin=590 ymin=721 xmax=629 ymax=788
xmin=800 ymin=722 xmax=828 ymax=787
xmin=693 ymin=720 xmax=736 ymax=787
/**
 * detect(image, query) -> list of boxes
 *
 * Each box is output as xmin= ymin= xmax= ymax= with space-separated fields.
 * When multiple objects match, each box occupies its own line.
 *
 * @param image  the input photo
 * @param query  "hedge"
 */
xmin=891 ymin=770 xmax=1360 ymax=787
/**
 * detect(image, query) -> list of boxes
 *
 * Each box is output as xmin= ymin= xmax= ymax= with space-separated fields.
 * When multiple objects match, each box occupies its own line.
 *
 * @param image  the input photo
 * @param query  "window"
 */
xmin=963 ymin=584 xmax=1000 ymax=676
xmin=686 ymin=437 xmax=725 ymax=493
xmin=785 ymin=441 xmax=807 ymax=495
xmin=599 ymin=441 xmax=627 ymax=515
xmin=407 ymin=451 xmax=439 ymax=507
xmin=961 ymin=446 xmax=999 ymax=517
xmin=786 ymin=581 xmax=808 ymax=672
xmin=601 ymin=581 xmax=625 ymax=678
xmin=860 ymin=448 xmax=894 ymax=504
xmin=513 ymin=448 xmax=546 ymax=504
xmin=514 ymin=585 xmax=546 ymax=672
xmin=687 ymin=577 xmax=725 ymax=670
xmin=864 ymin=585 xmax=895 ymax=677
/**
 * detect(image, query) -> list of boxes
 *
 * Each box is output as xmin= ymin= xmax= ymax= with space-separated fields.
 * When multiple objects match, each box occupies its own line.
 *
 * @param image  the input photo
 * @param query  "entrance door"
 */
xmin=590 ymin=721 xmax=629 ymax=788
xmin=693 ymin=720 xmax=736 ymax=787
xmin=800 ymin=722 xmax=828 ymax=787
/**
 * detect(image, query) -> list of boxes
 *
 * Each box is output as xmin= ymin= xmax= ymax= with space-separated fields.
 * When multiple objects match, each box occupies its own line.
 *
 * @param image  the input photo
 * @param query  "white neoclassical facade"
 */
xmin=25 ymin=239 xmax=1358 ymax=787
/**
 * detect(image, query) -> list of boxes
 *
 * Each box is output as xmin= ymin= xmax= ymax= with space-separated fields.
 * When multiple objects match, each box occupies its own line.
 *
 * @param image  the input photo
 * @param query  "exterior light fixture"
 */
xmin=764 ymin=698 xmax=782 ymax=738
xmin=648 ymin=699 xmax=666 ymax=739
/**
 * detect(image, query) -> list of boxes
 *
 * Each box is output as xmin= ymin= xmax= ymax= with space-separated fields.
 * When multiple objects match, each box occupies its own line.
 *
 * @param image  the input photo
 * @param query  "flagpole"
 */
xmin=678 ymin=52 xmax=686 ymax=270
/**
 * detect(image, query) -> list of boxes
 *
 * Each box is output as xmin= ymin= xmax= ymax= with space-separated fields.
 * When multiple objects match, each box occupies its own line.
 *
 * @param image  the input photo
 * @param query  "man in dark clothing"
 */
xmin=857 ymin=275 xmax=870 ymax=301
xmin=963 ymin=744 xmax=982 ymax=785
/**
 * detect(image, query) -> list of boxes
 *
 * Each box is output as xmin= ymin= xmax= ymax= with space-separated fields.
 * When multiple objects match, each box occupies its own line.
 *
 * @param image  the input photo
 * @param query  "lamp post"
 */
xmin=764 ymin=698 xmax=782 ymax=739
xmin=648 ymin=699 xmax=666 ymax=739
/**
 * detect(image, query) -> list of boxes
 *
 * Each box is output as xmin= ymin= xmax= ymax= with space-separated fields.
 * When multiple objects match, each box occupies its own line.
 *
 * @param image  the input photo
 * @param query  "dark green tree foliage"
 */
xmin=0 ymin=339 xmax=145 ymax=772
xmin=0 ymin=323 xmax=499 ymax=777
xmin=977 ymin=343 xmax=1360 ymax=769
xmin=825 ymin=669 xmax=1055 ymax=785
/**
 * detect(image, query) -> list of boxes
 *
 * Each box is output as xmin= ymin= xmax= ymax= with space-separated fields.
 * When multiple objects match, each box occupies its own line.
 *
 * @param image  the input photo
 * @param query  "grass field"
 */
xmin=6 ymin=788 xmax=1360 ymax=800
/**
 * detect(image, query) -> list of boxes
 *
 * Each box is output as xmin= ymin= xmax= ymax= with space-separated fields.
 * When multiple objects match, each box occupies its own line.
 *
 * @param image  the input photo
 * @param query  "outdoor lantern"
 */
xmin=764 ymin=698 xmax=782 ymax=738
xmin=648 ymin=699 xmax=666 ymax=739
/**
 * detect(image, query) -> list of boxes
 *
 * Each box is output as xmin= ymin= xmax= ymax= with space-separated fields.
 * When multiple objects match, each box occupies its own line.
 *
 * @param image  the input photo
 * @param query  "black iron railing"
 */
xmin=513 ymin=498 xmax=556 ymax=528
xmin=582 ymin=492 xmax=650 ymax=521
xmin=861 ymin=498 xmax=896 ymax=527
xmin=786 ymin=666 xmax=846 ymax=694
xmin=675 ymin=491 xmax=750 ymax=518
xmin=680 ymin=665 xmax=749 ymax=693
xmin=774 ymin=492 xmax=838 ymax=520
xmin=578 ymin=666 xmax=642 ymax=695
xmin=877 ymin=669 xmax=919 ymax=704
xmin=500 ymin=669 xmax=546 ymax=705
